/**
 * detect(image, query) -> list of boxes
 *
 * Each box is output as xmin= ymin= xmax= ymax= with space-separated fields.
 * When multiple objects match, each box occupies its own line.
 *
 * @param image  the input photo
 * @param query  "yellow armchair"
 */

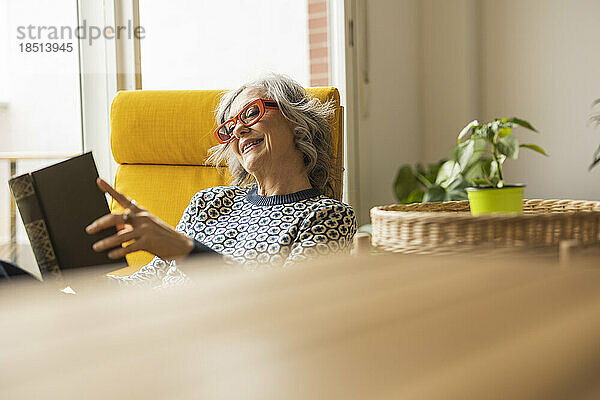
xmin=109 ymin=88 xmax=343 ymax=276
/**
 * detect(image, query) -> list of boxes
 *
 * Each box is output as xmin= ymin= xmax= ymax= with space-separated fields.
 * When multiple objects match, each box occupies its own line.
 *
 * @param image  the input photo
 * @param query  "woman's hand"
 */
xmin=85 ymin=178 xmax=194 ymax=261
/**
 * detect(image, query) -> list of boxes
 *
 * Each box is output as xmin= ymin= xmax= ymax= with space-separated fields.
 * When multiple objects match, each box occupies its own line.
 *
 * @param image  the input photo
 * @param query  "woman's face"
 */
xmin=227 ymin=89 xmax=299 ymax=177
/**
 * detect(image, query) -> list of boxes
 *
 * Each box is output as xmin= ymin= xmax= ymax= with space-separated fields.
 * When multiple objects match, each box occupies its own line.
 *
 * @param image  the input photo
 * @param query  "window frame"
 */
xmin=77 ymin=0 xmax=141 ymax=182
xmin=330 ymin=0 xmax=360 ymax=209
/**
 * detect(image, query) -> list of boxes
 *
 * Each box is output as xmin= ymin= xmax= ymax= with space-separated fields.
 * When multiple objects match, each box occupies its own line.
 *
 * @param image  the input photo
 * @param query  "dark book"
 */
xmin=8 ymin=152 xmax=125 ymax=280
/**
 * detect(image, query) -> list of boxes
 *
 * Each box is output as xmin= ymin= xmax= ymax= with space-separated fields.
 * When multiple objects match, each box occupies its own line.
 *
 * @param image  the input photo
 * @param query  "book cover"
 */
xmin=8 ymin=152 xmax=125 ymax=280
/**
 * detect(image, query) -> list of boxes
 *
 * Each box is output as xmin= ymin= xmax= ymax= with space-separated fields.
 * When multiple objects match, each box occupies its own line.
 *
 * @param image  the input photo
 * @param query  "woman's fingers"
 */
xmin=86 ymin=213 xmax=133 ymax=234
xmin=107 ymin=238 xmax=145 ymax=259
xmin=96 ymin=178 xmax=142 ymax=213
xmin=92 ymin=227 xmax=139 ymax=253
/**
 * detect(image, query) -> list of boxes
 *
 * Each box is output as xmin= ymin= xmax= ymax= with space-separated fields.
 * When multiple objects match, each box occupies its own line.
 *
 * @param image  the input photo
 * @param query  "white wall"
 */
xmin=355 ymin=0 xmax=421 ymax=224
xmin=420 ymin=0 xmax=479 ymax=163
xmin=419 ymin=0 xmax=600 ymax=201
xmin=479 ymin=0 xmax=600 ymax=200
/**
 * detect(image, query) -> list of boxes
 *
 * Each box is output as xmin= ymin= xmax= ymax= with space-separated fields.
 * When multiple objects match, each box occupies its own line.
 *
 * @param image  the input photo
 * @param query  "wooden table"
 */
xmin=2 ymin=253 xmax=600 ymax=399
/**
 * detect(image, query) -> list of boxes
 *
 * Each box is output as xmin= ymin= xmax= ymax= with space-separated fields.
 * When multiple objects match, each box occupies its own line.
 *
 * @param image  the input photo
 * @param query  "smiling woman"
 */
xmin=88 ymin=74 xmax=357 ymax=288
xmin=209 ymin=75 xmax=336 ymax=197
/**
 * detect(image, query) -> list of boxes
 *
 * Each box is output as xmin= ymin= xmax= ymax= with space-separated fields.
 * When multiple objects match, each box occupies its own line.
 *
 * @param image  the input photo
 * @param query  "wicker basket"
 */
xmin=370 ymin=199 xmax=600 ymax=254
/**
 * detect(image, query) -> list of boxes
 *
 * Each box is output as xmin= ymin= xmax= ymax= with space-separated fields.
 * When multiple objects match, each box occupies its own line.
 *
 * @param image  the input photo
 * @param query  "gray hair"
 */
xmin=206 ymin=74 xmax=337 ymax=197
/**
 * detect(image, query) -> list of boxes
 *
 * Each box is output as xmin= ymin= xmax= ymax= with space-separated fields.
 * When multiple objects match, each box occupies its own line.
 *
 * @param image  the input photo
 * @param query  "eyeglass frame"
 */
xmin=213 ymin=98 xmax=279 ymax=144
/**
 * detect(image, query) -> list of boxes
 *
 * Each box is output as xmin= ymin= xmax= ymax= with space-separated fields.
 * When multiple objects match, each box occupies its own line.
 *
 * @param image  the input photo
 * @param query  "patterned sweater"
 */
xmin=108 ymin=186 xmax=357 ymax=288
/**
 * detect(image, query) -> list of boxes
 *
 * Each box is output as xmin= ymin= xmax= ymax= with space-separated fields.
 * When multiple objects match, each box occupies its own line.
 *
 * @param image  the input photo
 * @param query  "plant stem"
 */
xmin=493 ymin=146 xmax=504 ymax=182
xmin=415 ymin=173 xmax=432 ymax=188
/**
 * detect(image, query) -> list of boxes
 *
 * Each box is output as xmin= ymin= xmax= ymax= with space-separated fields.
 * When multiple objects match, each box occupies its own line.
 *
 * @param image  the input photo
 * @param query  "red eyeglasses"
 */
xmin=213 ymin=98 xmax=279 ymax=144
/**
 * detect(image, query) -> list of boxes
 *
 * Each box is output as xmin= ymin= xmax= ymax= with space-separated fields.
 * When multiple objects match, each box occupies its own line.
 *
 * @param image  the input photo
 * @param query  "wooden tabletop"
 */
xmin=1 ymin=253 xmax=600 ymax=399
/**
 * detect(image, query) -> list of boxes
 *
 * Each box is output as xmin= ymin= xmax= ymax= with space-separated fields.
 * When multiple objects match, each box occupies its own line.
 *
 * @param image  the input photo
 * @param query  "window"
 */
xmin=138 ymin=0 xmax=353 ymax=205
xmin=0 ymin=0 xmax=82 ymax=261
xmin=139 ymin=0 xmax=333 ymax=89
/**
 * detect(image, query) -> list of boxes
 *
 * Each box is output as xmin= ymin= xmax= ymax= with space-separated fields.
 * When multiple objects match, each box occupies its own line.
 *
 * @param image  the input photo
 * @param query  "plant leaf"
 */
xmin=490 ymin=120 xmax=501 ymax=134
xmin=498 ymin=127 xmax=512 ymax=137
xmin=508 ymin=117 xmax=538 ymax=132
xmin=472 ymin=136 xmax=488 ymax=152
xmin=520 ymin=143 xmax=549 ymax=156
xmin=415 ymin=172 xmax=433 ymax=188
xmin=590 ymin=156 xmax=600 ymax=171
xmin=446 ymin=175 xmax=470 ymax=193
xmin=497 ymin=135 xmax=520 ymax=159
xmin=592 ymin=98 xmax=600 ymax=108
xmin=436 ymin=160 xmax=462 ymax=187
xmin=589 ymin=144 xmax=600 ymax=171
xmin=594 ymin=144 xmax=600 ymax=160
xmin=423 ymin=184 xmax=446 ymax=202
xmin=445 ymin=190 xmax=468 ymax=201
xmin=406 ymin=189 xmax=424 ymax=203
xmin=477 ymin=125 xmax=494 ymax=142
xmin=472 ymin=178 xmax=489 ymax=186
xmin=457 ymin=140 xmax=475 ymax=170
xmin=463 ymin=157 xmax=492 ymax=185
xmin=458 ymin=120 xmax=478 ymax=143
xmin=393 ymin=166 xmax=419 ymax=203
xmin=426 ymin=160 xmax=445 ymax=183
xmin=480 ymin=158 xmax=491 ymax=177
xmin=445 ymin=188 xmax=468 ymax=201
xmin=468 ymin=137 xmax=489 ymax=167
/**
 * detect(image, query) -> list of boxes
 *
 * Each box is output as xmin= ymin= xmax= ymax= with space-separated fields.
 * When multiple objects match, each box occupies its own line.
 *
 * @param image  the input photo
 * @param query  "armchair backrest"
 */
xmin=109 ymin=88 xmax=343 ymax=270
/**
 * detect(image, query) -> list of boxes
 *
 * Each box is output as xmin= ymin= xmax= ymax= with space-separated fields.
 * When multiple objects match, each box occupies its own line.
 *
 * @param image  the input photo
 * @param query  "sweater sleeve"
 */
xmin=106 ymin=192 xmax=204 ymax=288
xmin=106 ymin=256 xmax=182 ymax=288
xmin=284 ymin=203 xmax=357 ymax=267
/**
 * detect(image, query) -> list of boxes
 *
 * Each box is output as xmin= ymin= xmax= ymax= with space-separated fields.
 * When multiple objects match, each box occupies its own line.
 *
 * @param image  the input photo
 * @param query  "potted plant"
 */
xmin=454 ymin=117 xmax=548 ymax=215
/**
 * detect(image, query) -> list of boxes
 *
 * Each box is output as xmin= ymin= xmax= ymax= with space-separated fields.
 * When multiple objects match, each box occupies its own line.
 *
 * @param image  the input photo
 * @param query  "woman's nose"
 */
xmin=232 ymin=121 xmax=250 ymax=139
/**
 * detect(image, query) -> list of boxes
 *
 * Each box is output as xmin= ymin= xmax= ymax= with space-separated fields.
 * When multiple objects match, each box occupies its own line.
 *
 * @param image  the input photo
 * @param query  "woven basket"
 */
xmin=370 ymin=199 xmax=600 ymax=254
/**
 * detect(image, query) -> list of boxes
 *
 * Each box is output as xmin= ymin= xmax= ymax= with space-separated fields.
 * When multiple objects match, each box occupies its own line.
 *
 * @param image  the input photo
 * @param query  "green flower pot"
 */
xmin=466 ymin=185 xmax=525 ymax=216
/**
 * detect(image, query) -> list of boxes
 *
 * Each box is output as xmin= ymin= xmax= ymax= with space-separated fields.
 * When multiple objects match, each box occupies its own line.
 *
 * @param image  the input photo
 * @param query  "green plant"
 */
xmin=454 ymin=117 xmax=548 ymax=188
xmin=394 ymin=117 xmax=547 ymax=204
xmin=590 ymin=99 xmax=600 ymax=170
xmin=393 ymin=159 xmax=470 ymax=203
